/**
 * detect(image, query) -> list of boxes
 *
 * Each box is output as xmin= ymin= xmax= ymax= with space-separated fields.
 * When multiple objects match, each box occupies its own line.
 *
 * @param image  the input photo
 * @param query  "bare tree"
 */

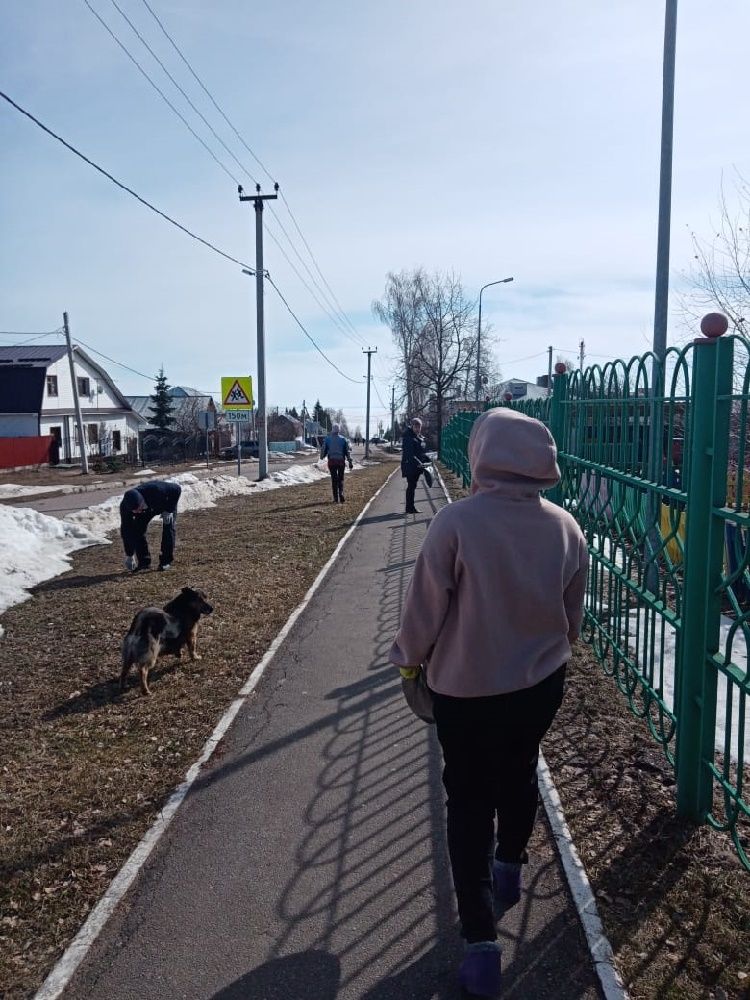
xmin=372 ymin=269 xmax=429 ymax=418
xmin=685 ymin=176 xmax=750 ymax=332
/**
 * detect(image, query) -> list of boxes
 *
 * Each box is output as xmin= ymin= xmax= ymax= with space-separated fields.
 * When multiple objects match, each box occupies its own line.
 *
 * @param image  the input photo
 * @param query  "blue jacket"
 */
xmin=321 ymin=432 xmax=351 ymax=464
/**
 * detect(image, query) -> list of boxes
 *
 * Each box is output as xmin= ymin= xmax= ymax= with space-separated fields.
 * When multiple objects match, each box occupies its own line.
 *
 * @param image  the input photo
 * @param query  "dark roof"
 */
xmin=0 ymin=366 xmax=46 ymax=413
xmin=0 ymin=345 xmax=67 ymax=367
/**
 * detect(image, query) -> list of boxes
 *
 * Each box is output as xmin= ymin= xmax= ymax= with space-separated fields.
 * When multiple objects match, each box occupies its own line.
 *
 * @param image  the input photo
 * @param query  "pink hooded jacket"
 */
xmin=389 ymin=407 xmax=589 ymax=697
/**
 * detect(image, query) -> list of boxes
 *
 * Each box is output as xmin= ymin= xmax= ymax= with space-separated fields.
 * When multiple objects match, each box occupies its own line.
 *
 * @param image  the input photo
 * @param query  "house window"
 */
xmin=112 ymin=430 xmax=121 ymax=451
xmin=77 ymin=377 xmax=90 ymax=397
xmin=87 ymin=423 xmax=99 ymax=444
xmin=46 ymin=375 xmax=58 ymax=397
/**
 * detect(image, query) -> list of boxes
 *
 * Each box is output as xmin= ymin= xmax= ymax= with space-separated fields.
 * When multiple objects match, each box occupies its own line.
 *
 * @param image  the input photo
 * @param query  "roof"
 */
xmin=0 ymin=345 xmax=67 ymax=367
xmin=126 ymin=393 xmax=214 ymax=420
xmin=167 ymin=386 xmax=207 ymax=398
xmin=0 ymin=366 xmax=46 ymax=412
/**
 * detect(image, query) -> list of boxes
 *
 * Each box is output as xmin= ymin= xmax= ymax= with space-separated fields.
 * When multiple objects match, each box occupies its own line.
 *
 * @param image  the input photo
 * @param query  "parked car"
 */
xmin=220 ymin=441 xmax=259 ymax=459
xmin=370 ymin=436 xmax=386 ymax=444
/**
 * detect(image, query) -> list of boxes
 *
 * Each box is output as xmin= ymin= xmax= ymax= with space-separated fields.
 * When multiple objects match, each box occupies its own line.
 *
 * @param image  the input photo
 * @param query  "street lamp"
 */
xmin=476 ymin=277 xmax=514 ymax=403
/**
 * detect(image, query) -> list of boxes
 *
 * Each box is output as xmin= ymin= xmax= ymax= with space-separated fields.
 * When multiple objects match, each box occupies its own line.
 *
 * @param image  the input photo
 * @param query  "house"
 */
xmin=125 ymin=386 xmax=218 ymax=434
xmin=0 ymin=344 xmax=146 ymax=462
xmin=488 ymin=378 xmax=549 ymax=402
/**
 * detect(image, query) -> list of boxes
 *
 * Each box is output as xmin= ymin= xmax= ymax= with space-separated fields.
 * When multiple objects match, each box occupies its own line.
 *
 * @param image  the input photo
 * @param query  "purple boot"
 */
xmin=458 ymin=941 xmax=502 ymax=998
xmin=493 ymin=860 xmax=522 ymax=919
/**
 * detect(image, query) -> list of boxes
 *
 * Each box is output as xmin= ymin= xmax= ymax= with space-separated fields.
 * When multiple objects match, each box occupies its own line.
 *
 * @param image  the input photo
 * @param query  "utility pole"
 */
xmin=239 ymin=182 xmax=277 ymax=479
xmin=579 ymin=339 xmax=586 ymax=371
xmin=390 ymin=385 xmax=396 ymax=449
xmin=301 ymin=398 xmax=306 ymax=446
xmin=547 ymin=346 xmax=553 ymax=397
xmin=63 ymin=312 xmax=88 ymax=475
xmin=363 ymin=347 xmax=377 ymax=460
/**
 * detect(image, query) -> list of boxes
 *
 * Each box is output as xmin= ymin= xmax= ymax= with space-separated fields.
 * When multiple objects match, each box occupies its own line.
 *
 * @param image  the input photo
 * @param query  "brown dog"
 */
xmin=120 ymin=587 xmax=213 ymax=696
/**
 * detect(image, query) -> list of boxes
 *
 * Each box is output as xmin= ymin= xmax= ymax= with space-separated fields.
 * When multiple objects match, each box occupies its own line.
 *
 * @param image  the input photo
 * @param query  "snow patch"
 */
xmin=0 ymin=464 xmax=338 ymax=628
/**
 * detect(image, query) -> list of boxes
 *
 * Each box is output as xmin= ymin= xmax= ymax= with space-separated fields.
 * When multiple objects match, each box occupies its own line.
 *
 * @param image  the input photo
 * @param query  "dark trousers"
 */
xmin=329 ymin=462 xmax=345 ymax=500
xmin=432 ymin=665 xmax=566 ymax=943
xmin=405 ymin=472 xmax=421 ymax=510
xmin=132 ymin=513 xmax=177 ymax=568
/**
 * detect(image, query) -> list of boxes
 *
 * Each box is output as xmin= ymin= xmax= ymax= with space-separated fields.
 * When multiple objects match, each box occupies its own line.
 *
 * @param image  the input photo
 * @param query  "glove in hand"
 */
xmin=123 ymin=555 xmax=137 ymax=571
xmin=161 ymin=512 xmax=174 ymax=525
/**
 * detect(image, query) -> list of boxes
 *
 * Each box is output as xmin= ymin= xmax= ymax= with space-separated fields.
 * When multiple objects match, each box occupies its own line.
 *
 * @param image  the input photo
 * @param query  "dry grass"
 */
xmin=438 ymin=464 xmax=750 ymax=1000
xmin=0 ymin=462 xmax=394 ymax=999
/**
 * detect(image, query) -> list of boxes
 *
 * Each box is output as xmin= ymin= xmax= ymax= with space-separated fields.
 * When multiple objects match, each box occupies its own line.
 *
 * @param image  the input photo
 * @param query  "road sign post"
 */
xmin=222 ymin=377 xmax=254 ymax=480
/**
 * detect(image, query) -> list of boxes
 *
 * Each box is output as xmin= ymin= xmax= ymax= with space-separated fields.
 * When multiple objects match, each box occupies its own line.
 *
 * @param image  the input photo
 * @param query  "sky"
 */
xmin=2 ymin=0 xmax=750 ymax=433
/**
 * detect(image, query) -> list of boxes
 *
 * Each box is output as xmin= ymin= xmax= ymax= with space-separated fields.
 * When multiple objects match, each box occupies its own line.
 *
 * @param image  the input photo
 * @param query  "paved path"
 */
xmin=62 ymin=471 xmax=601 ymax=1000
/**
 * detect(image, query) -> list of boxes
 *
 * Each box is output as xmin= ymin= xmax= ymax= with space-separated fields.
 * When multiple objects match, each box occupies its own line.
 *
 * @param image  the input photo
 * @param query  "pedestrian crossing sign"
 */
xmin=221 ymin=376 xmax=254 ymax=409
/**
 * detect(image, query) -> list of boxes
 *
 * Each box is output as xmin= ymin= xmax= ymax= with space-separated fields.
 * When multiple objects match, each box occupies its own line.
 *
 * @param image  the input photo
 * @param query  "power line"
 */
xmin=139 ymin=0 xmax=275 ymax=184
xmin=83 ymin=0 xmax=239 ymax=186
xmin=0 ymin=89 xmax=254 ymax=271
xmin=136 ymin=0 xmax=367 ymax=349
xmin=96 ymin=0 xmax=366 ymax=354
xmin=266 ymin=275 xmax=363 ymax=384
xmin=0 ymin=329 xmax=63 ymax=338
xmin=108 ymin=0 xmax=259 ymax=189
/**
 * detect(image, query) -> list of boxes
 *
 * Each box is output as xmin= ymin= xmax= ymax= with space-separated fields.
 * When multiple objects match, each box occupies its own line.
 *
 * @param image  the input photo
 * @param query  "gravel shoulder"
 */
xmin=0 ymin=461 xmax=394 ymax=999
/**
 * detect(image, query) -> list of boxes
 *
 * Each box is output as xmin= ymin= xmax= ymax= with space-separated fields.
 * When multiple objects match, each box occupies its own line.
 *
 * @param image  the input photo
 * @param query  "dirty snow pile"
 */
xmin=0 ymin=464 xmax=353 ymax=631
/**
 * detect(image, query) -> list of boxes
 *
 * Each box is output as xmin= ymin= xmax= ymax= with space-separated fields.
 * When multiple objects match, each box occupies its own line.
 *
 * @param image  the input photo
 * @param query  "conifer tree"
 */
xmin=148 ymin=367 xmax=175 ymax=429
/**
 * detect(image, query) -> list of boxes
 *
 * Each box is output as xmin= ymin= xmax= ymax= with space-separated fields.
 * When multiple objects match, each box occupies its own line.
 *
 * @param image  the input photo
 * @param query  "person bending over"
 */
xmin=120 ymin=479 xmax=182 ymax=572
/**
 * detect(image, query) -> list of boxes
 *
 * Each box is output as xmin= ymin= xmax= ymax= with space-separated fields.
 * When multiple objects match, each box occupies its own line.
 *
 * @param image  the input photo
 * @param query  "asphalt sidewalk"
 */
xmin=60 ymin=470 xmax=601 ymax=1000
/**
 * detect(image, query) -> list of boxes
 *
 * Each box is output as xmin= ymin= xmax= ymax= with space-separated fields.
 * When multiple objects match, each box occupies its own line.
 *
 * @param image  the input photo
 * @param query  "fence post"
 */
xmin=548 ymin=363 xmax=569 ymax=507
xmin=676 ymin=315 xmax=733 ymax=820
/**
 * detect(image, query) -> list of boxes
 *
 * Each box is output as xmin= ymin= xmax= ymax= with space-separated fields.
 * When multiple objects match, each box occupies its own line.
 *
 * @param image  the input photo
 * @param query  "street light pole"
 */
xmin=476 ymin=277 xmax=514 ymax=404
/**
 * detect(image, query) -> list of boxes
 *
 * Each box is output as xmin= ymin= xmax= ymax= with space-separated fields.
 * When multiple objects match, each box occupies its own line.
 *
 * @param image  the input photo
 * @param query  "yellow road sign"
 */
xmin=221 ymin=376 xmax=254 ymax=409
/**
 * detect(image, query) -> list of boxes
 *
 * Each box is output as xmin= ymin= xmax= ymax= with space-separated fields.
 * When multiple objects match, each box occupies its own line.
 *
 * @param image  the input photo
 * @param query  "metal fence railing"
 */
xmin=439 ymin=321 xmax=750 ymax=869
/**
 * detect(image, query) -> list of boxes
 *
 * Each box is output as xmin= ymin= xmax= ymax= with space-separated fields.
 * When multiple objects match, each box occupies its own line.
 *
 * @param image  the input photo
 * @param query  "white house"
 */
xmin=0 ymin=344 xmax=146 ymax=462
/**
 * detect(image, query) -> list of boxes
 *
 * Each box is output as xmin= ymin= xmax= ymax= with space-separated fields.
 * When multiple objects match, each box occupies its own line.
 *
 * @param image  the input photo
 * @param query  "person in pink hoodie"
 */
xmin=389 ymin=407 xmax=589 ymax=998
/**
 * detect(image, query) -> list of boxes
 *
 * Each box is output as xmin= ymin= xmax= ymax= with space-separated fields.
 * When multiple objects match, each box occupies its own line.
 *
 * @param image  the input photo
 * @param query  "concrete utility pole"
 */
xmin=579 ymin=339 xmax=586 ymax=371
xmin=301 ymin=398 xmax=306 ymax=446
xmin=63 ymin=311 xmax=88 ymax=475
xmin=239 ymin=183 xmax=277 ymax=480
xmin=363 ymin=347 xmax=377 ymax=460
xmin=653 ymin=0 xmax=678 ymax=365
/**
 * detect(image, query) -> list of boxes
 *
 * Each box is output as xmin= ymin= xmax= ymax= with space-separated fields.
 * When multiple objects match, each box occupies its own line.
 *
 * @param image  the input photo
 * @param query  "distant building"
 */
xmin=126 ymin=386 xmax=217 ymax=433
xmin=487 ymin=378 xmax=549 ymax=402
xmin=0 ymin=344 xmax=145 ymax=462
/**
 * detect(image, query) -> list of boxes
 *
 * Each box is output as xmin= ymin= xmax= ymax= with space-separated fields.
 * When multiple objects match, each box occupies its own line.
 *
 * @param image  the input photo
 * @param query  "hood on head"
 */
xmin=468 ymin=407 xmax=560 ymax=496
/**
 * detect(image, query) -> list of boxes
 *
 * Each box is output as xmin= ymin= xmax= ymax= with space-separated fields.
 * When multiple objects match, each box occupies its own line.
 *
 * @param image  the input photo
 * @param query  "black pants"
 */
xmin=132 ymin=513 xmax=177 ymax=568
xmin=432 ymin=665 xmax=566 ymax=943
xmin=329 ymin=462 xmax=345 ymax=500
xmin=405 ymin=472 xmax=421 ymax=510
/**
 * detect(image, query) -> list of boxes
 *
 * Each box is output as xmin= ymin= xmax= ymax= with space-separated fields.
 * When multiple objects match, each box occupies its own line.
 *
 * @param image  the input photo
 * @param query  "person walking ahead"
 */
xmin=320 ymin=423 xmax=353 ymax=503
xmin=390 ymin=408 xmax=589 ymax=998
xmin=401 ymin=417 xmax=429 ymax=513
xmin=120 ymin=479 xmax=182 ymax=572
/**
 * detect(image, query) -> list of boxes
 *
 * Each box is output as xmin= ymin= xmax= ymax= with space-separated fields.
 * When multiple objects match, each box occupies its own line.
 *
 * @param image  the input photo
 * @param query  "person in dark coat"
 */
xmin=401 ymin=418 xmax=430 ymax=513
xmin=320 ymin=423 xmax=353 ymax=503
xmin=120 ymin=480 xmax=182 ymax=572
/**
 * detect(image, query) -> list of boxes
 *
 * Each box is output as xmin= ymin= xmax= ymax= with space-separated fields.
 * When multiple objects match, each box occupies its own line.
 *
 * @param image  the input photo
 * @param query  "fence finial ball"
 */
xmin=700 ymin=313 xmax=729 ymax=338
xmin=554 ymin=362 xmax=567 ymax=374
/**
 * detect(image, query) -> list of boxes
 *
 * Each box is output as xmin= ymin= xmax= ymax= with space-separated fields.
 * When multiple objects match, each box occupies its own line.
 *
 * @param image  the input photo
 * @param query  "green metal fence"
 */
xmin=440 ymin=326 xmax=750 ymax=868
